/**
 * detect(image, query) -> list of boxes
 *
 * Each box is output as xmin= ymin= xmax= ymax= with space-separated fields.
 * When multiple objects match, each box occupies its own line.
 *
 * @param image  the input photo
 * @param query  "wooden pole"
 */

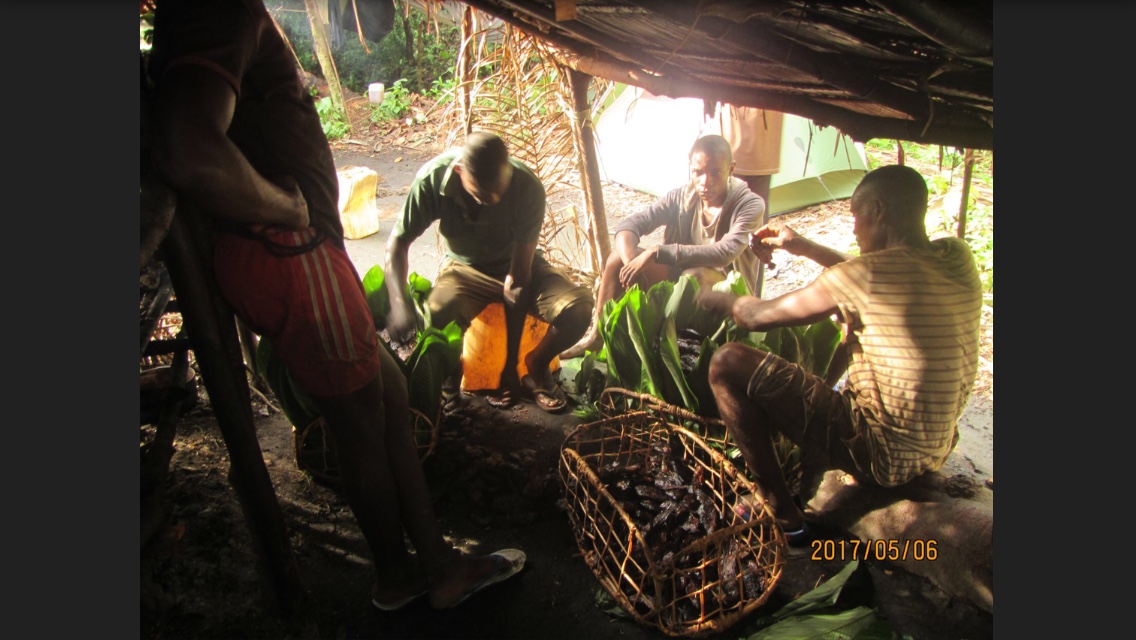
xmin=958 ymin=149 xmax=975 ymax=239
xmin=160 ymin=213 xmax=305 ymax=621
xmin=304 ymin=0 xmax=351 ymax=133
xmin=567 ymin=68 xmax=611 ymax=270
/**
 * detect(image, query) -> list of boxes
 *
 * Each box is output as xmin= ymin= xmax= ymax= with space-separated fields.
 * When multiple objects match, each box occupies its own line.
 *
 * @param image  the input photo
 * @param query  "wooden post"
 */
xmin=958 ymin=149 xmax=975 ymax=239
xmin=304 ymin=0 xmax=351 ymax=133
xmin=458 ymin=5 xmax=475 ymax=135
xmin=160 ymin=213 xmax=305 ymax=620
xmin=567 ymin=68 xmax=611 ymax=271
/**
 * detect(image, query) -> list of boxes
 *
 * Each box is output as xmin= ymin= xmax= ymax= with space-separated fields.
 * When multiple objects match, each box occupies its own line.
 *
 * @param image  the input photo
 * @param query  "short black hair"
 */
xmin=856 ymin=164 xmax=929 ymax=224
xmin=689 ymin=134 xmax=733 ymax=164
xmin=462 ymin=131 xmax=510 ymax=185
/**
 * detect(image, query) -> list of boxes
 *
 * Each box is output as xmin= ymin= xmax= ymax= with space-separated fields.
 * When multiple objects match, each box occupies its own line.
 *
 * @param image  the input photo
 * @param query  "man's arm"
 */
xmin=698 ymin=279 xmax=838 ymax=332
xmin=751 ymin=221 xmax=849 ymax=269
xmin=501 ymin=241 xmax=537 ymax=386
xmin=150 ymin=65 xmax=308 ymax=230
xmin=384 ymin=231 xmax=418 ymax=341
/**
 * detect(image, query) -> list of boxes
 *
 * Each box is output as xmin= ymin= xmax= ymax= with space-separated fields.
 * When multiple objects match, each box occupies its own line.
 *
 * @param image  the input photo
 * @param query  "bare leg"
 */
xmin=318 ymin=348 xmax=520 ymax=608
xmin=559 ymin=251 xmax=623 ymax=359
xmin=707 ymin=342 xmax=805 ymax=530
xmin=524 ymin=298 xmax=593 ymax=389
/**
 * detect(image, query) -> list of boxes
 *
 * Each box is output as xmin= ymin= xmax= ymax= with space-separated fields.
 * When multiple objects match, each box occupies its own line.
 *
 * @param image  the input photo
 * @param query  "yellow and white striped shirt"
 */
xmin=817 ymin=237 xmax=982 ymax=487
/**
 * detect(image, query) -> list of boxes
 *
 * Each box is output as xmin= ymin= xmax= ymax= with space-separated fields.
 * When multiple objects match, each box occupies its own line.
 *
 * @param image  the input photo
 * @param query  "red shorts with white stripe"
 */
xmin=213 ymin=228 xmax=381 ymax=398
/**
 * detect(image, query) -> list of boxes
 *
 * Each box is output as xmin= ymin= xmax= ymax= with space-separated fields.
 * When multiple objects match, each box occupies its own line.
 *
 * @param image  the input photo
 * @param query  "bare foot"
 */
xmin=371 ymin=559 xmax=428 ymax=610
xmin=559 ymin=331 xmax=602 ymax=360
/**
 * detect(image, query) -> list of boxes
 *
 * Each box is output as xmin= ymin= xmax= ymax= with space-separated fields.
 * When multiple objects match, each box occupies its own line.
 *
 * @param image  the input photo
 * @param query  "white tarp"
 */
xmin=593 ymin=85 xmax=870 ymax=216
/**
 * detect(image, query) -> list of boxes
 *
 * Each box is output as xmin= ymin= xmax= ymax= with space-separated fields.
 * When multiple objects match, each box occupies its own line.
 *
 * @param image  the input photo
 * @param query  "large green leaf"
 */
xmin=361 ymin=265 xmax=390 ymax=329
xmin=599 ymin=294 xmax=641 ymax=390
xmin=747 ymin=607 xmax=895 ymax=640
xmin=403 ymin=321 xmax=462 ymax=417
xmin=666 ymin=274 xmax=701 ymax=333
xmin=712 ymin=269 xmax=751 ymax=296
xmin=658 ymin=315 xmax=698 ymax=411
xmin=804 ymin=317 xmax=843 ymax=378
xmin=622 ymin=287 xmax=668 ymax=399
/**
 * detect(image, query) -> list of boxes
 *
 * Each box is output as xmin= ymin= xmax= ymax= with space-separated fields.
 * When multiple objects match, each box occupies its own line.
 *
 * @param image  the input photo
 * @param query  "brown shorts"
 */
xmin=426 ymin=255 xmax=593 ymax=329
xmin=745 ymin=351 xmax=873 ymax=482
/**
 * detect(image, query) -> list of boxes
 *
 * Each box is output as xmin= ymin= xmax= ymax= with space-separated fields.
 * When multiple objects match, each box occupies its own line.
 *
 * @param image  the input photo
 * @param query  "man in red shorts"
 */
xmin=698 ymin=165 xmax=982 ymax=545
xmin=147 ymin=0 xmax=523 ymax=610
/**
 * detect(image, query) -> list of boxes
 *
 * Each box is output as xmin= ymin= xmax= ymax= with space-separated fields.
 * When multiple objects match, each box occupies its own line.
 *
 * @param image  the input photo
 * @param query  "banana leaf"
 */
xmin=742 ymin=560 xmax=896 ymax=639
xmin=666 ymin=274 xmax=702 ymax=334
xmin=361 ymin=264 xmax=390 ymax=330
xmin=712 ymin=269 xmax=751 ymax=296
xmin=621 ymin=287 xmax=669 ymax=400
xmin=598 ymin=293 xmax=641 ymax=390
xmin=658 ymin=315 xmax=698 ymax=411
xmin=402 ymin=321 xmax=462 ymax=418
xmin=804 ymin=317 xmax=842 ymax=378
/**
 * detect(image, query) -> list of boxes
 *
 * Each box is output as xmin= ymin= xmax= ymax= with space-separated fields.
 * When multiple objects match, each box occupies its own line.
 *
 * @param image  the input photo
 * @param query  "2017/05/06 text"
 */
xmin=810 ymin=539 xmax=937 ymax=562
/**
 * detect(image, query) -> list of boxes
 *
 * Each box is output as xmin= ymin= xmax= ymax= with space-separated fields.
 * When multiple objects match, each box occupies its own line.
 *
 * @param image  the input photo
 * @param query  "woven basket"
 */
xmin=293 ymin=405 xmax=439 ymax=489
xmin=559 ymin=403 xmax=787 ymax=637
xmin=596 ymin=388 xmax=803 ymax=495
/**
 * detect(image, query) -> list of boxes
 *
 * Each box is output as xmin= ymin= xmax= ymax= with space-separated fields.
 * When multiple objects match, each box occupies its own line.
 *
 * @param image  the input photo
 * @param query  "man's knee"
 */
xmin=553 ymin=294 xmax=594 ymax=335
xmin=709 ymin=342 xmax=758 ymax=389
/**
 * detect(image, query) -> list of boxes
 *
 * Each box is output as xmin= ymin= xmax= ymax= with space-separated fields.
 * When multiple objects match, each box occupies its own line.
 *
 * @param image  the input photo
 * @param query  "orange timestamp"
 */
xmin=809 ymin=538 xmax=938 ymax=562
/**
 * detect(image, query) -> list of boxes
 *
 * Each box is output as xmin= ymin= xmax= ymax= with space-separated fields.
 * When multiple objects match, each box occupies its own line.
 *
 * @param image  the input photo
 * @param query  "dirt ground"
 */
xmin=140 ymin=108 xmax=994 ymax=639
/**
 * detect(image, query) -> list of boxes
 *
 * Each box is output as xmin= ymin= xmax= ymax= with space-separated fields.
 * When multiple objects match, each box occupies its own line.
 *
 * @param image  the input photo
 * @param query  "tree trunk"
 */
xmin=458 ymin=6 xmax=475 ymax=135
xmin=958 ymin=149 xmax=974 ymax=239
xmin=304 ymin=0 xmax=351 ymax=134
xmin=400 ymin=1 xmax=415 ymax=80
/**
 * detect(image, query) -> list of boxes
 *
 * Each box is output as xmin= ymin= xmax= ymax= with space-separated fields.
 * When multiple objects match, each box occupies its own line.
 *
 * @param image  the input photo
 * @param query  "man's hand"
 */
xmin=750 ymin=222 xmax=802 ymax=266
xmin=619 ymin=246 xmax=657 ymax=289
xmin=271 ymin=175 xmax=310 ymax=231
xmin=695 ymin=289 xmax=739 ymax=319
xmin=386 ymin=298 xmax=418 ymax=344
xmin=246 ymin=176 xmax=310 ymax=234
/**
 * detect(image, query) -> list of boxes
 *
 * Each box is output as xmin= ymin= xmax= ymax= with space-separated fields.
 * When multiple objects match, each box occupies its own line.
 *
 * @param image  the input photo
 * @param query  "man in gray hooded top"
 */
xmin=561 ymin=134 xmax=766 ymax=359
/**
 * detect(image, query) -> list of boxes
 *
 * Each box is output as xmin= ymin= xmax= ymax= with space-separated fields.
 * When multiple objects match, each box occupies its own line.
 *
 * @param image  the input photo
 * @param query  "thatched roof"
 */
xmin=455 ymin=0 xmax=993 ymax=150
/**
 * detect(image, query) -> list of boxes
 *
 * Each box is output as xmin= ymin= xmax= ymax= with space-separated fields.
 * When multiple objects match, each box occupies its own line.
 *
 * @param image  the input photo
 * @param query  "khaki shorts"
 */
xmin=746 ymin=351 xmax=873 ymax=483
xmin=426 ymin=255 xmax=593 ymax=329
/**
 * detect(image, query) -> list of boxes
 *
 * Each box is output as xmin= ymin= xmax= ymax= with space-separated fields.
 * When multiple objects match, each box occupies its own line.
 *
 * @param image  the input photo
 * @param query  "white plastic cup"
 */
xmin=368 ymin=82 xmax=385 ymax=104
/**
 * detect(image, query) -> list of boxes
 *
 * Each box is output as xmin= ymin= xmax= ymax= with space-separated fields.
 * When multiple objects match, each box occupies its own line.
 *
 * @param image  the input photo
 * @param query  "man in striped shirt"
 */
xmin=699 ymin=165 xmax=982 ymax=544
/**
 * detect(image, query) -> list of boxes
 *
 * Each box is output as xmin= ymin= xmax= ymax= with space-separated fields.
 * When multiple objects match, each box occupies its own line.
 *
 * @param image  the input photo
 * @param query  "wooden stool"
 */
xmin=460 ymin=303 xmax=560 ymax=391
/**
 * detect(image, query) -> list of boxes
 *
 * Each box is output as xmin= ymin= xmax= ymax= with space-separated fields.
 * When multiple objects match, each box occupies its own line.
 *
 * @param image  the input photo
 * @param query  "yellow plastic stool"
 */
xmin=460 ymin=303 xmax=560 ymax=391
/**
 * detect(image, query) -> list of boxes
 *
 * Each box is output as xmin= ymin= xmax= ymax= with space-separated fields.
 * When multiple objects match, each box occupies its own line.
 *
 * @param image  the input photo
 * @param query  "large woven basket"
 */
xmin=559 ymin=402 xmax=787 ymax=637
xmin=293 ymin=405 xmax=439 ymax=489
xmin=596 ymin=388 xmax=803 ymax=495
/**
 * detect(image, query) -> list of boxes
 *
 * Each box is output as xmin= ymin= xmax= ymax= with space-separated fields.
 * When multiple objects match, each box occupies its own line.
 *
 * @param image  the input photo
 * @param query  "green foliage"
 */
xmin=370 ymin=78 xmax=412 ymax=122
xmin=270 ymin=4 xmax=459 ymax=95
xmin=428 ymin=75 xmax=457 ymax=105
xmin=587 ymin=272 xmax=842 ymax=420
xmin=315 ymin=97 xmax=349 ymax=140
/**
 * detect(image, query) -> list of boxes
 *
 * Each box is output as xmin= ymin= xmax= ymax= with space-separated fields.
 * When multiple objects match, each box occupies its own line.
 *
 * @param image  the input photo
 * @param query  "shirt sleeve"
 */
xmin=394 ymin=172 xmax=439 ymax=242
xmin=150 ymin=0 xmax=258 ymax=97
xmin=616 ymin=187 xmax=682 ymax=240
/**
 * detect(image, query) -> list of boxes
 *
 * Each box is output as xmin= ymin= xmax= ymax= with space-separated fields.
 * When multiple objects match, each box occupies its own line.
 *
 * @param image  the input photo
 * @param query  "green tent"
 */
xmin=593 ymin=84 xmax=869 ymax=216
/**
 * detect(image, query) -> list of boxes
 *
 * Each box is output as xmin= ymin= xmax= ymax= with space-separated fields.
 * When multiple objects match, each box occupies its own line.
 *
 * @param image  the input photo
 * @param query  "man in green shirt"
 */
xmin=385 ymin=132 xmax=593 ymax=412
